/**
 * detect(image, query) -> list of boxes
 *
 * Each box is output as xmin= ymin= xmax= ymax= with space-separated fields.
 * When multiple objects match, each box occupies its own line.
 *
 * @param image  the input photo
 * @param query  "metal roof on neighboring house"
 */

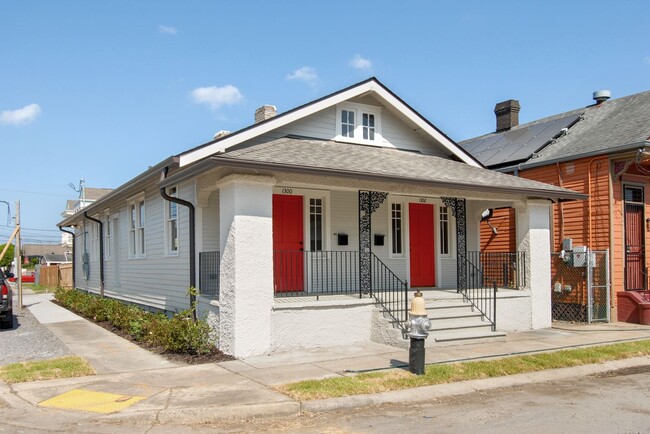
xmin=208 ymin=136 xmax=585 ymax=201
xmin=23 ymin=244 xmax=68 ymax=257
xmin=459 ymin=89 xmax=650 ymax=169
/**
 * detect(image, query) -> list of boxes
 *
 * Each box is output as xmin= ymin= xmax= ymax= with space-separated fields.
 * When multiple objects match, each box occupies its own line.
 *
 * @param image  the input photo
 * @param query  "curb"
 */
xmin=155 ymin=401 xmax=301 ymax=424
xmin=301 ymin=355 xmax=650 ymax=413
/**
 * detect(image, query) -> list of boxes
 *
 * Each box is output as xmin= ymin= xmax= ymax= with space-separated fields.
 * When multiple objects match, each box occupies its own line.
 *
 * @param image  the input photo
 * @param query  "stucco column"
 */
xmin=218 ymin=175 xmax=276 ymax=357
xmin=515 ymin=199 xmax=552 ymax=329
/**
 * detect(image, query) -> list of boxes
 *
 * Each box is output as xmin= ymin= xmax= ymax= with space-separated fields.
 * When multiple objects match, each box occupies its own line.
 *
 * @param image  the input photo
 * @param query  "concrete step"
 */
xmin=428 ymin=328 xmax=506 ymax=347
xmin=429 ymin=316 xmax=492 ymax=331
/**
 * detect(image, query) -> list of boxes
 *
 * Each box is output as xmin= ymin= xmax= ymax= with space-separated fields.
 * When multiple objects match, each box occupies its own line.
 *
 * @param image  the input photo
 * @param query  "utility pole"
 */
xmin=15 ymin=200 xmax=22 ymax=309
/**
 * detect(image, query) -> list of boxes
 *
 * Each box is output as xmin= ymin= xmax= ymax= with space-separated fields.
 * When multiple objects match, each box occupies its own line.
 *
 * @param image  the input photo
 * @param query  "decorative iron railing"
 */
xmin=466 ymin=251 xmax=526 ymax=290
xmin=273 ymin=250 xmax=359 ymax=297
xmin=199 ymin=251 xmax=220 ymax=298
xmin=460 ymin=257 xmax=497 ymax=331
xmin=369 ymin=253 xmax=409 ymax=331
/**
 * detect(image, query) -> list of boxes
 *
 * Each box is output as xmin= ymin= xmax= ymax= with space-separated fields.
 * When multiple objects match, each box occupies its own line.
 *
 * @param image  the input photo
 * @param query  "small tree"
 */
xmin=0 ymin=243 xmax=15 ymax=268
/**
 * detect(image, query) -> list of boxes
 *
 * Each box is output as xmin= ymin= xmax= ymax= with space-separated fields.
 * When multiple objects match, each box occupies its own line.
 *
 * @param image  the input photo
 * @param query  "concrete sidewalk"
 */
xmin=3 ymin=292 xmax=650 ymax=424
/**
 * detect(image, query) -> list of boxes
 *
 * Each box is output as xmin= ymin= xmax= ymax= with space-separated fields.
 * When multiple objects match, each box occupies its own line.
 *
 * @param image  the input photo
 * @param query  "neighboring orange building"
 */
xmin=461 ymin=90 xmax=650 ymax=323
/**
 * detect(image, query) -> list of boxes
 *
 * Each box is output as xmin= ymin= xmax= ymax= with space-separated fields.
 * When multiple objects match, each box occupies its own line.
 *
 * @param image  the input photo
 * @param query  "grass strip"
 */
xmin=277 ymin=340 xmax=650 ymax=400
xmin=0 ymin=356 xmax=96 ymax=384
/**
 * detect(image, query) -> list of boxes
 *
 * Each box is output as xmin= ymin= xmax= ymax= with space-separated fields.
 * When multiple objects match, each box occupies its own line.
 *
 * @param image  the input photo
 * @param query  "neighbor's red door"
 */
xmin=624 ymin=186 xmax=646 ymax=291
xmin=409 ymin=203 xmax=435 ymax=287
xmin=273 ymin=194 xmax=304 ymax=292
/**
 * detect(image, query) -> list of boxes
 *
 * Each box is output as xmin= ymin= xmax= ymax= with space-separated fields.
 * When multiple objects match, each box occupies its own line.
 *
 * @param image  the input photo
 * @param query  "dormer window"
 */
xmin=336 ymin=103 xmax=382 ymax=144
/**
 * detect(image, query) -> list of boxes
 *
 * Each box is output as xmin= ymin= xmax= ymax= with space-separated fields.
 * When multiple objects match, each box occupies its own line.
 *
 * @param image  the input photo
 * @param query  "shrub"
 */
xmin=54 ymin=288 xmax=215 ymax=355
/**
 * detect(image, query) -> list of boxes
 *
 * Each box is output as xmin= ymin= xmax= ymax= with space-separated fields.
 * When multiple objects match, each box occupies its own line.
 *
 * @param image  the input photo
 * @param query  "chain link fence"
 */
xmin=551 ymin=249 xmax=610 ymax=323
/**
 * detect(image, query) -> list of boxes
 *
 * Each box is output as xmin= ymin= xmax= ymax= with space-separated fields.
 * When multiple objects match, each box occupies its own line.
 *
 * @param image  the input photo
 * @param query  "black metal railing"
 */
xmin=199 ymin=251 xmax=220 ymax=298
xmin=461 ymin=257 xmax=497 ymax=331
xmin=370 ymin=253 xmax=409 ymax=331
xmin=273 ymin=250 xmax=359 ymax=297
xmin=466 ymin=251 xmax=525 ymax=289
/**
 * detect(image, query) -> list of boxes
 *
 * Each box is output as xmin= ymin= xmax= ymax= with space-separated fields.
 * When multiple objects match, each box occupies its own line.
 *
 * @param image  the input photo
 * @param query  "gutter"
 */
xmin=84 ymin=212 xmax=104 ymax=297
xmin=58 ymin=226 xmax=76 ymax=290
xmin=159 ymin=167 xmax=197 ymax=321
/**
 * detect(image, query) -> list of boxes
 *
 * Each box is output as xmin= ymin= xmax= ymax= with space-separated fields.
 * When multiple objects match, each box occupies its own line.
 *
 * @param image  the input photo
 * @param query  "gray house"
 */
xmin=58 ymin=78 xmax=584 ymax=357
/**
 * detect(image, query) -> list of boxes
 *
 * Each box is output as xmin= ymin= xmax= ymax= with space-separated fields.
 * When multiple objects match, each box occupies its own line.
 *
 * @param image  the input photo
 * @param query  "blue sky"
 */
xmin=1 ymin=0 xmax=649 ymax=245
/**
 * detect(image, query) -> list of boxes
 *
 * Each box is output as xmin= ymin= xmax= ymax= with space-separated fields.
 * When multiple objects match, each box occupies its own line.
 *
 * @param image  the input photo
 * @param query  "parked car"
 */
xmin=1 ymin=270 xmax=14 ymax=329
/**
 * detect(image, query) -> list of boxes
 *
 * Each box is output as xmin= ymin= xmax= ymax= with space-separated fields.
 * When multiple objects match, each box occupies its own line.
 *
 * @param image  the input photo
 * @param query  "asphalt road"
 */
xmin=0 ymin=294 xmax=71 ymax=366
xmin=212 ymin=365 xmax=650 ymax=434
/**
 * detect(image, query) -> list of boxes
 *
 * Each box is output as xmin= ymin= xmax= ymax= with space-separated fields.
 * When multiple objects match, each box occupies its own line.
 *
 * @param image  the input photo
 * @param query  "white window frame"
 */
xmin=89 ymin=219 xmax=100 ymax=261
xmin=389 ymin=202 xmax=404 ymax=258
xmin=128 ymin=193 xmax=146 ymax=259
xmin=438 ymin=205 xmax=454 ymax=258
xmin=335 ymin=102 xmax=382 ymax=145
xmin=165 ymin=186 xmax=180 ymax=256
xmin=304 ymin=192 xmax=330 ymax=253
xmin=105 ymin=209 xmax=112 ymax=260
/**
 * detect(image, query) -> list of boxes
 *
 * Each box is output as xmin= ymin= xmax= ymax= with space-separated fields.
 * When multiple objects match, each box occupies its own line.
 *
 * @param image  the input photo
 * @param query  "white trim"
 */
xmin=164 ymin=185 xmax=180 ymax=257
xmin=179 ymin=79 xmax=480 ymax=167
xmin=104 ymin=209 xmax=112 ymax=260
xmin=388 ymin=201 xmax=405 ymax=259
xmin=127 ymin=193 xmax=146 ymax=259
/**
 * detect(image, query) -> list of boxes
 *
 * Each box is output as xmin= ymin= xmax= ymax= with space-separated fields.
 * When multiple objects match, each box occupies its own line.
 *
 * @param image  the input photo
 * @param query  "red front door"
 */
xmin=273 ymin=194 xmax=304 ymax=292
xmin=624 ymin=186 xmax=646 ymax=290
xmin=409 ymin=203 xmax=435 ymax=287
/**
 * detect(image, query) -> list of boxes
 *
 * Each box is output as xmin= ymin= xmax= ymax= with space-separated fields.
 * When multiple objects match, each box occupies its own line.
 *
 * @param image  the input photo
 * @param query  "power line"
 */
xmin=0 ymin=189 xmax=70 ymax=198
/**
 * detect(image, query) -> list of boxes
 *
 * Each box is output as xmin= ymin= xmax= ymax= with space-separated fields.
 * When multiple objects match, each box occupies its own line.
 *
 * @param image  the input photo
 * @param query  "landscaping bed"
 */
xmin=54 ymin=288 xmax=233 ymax=364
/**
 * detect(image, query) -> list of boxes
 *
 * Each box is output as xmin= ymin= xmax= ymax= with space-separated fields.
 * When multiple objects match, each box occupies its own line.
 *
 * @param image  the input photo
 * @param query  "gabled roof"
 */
xmin=179 ymin=77 xmax=482 ymax=168
xmin=84 ymin=188 xmax=113 ymax=201
xmin=460 ymin=90 xmax=650 ymax=170
xmin=163 ymin=136 xmax=585 ymax=202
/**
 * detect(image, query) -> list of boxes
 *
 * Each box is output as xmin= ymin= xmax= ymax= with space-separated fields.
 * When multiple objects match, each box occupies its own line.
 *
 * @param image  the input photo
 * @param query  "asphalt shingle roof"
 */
xmin=460 ymin=90 xmax=650 ymax=169
xmin=218 ymin=136 xmax=584 ymax=200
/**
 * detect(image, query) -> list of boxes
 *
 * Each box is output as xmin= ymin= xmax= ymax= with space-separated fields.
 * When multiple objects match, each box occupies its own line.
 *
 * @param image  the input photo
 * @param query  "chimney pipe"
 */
xmin=254 ymin=105 xmax=277 ymax=123
xmin=593 ymin=90 xmax=611 ymax=105
xmin=494 ymin=99 xmax=520 ymax=132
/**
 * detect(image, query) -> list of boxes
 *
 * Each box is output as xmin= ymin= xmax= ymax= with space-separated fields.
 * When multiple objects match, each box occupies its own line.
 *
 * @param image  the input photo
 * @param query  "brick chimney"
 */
xmin=494 ymin=99 xmax=520 ymax=132
xmin=254 ymin=105 xmax=277 ymax=123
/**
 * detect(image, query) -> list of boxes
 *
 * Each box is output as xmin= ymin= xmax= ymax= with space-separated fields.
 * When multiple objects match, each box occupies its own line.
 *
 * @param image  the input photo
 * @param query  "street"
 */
xmin=1 ymin=365 xmax=648 ymax=433
xmin=211 ymin=365 xmax=650 ymax=434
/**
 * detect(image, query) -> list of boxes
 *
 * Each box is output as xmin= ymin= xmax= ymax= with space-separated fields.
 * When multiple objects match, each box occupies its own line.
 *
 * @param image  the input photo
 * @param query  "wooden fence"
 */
xmin=39 ymin=264 xmax=73 ymax=289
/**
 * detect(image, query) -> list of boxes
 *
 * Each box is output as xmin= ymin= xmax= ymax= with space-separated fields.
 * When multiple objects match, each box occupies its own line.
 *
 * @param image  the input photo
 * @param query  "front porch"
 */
xmin=195 ymin=175 xmax=545 ymax=357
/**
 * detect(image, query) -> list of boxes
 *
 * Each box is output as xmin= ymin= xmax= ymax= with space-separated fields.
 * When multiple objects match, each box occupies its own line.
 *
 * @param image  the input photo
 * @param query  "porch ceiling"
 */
xmin=199 ymin=137 xmax=586 ymax=202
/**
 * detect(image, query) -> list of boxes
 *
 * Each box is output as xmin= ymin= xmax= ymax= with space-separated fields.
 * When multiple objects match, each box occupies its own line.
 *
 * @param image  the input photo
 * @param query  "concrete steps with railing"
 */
xmin=371 ymin=290 xmax=506 ymax=349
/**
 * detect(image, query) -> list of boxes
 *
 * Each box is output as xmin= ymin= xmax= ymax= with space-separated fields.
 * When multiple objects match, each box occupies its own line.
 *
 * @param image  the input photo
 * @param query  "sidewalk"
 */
xmin=4 ymin=292 xmax=650 ymax=424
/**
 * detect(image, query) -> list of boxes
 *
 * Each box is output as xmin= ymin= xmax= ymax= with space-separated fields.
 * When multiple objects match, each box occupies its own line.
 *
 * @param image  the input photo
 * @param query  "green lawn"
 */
xmin=0 ymin=356 xmax=95 ymax=384
xmin=277 ymin=340 xmax=650 ymax=400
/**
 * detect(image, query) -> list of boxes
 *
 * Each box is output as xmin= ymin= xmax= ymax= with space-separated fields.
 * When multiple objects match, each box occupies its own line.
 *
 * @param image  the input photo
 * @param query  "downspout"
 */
xmin=587 ymin=157 xmax=601 ymax=248
xmin=84 ymin=212 xmax=104 ymax=297
xmin=59 ymin=226 xmax=76 ymax=290
xmin=556 ymin=163 xmax=565 ymax=248
xmin=160 ymin=167 xmax=197 ymax=321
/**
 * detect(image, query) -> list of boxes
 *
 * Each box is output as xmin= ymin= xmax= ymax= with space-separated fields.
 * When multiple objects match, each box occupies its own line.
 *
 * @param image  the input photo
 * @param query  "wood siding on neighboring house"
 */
xmin=480 ymin=207 xmax=516 ymax=252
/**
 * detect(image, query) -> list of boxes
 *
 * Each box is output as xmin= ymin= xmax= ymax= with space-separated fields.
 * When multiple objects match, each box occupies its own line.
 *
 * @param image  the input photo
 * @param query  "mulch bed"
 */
xmin=52 ymin=301 xmax=234 ymax=365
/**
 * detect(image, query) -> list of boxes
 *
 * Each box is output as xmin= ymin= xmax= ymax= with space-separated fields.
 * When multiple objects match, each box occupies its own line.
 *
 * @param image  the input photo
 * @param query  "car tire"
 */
xmin=0 ymin=309 xmax=12 ymax=329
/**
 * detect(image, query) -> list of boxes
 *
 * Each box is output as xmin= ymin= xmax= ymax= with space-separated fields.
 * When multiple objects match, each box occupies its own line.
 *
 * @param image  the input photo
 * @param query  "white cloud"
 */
xmin=158 ymin=25 xmax=178 ymax=35
xmin=190 ymin=85 xmax=243 ymax=110
xmin=349 ymin=54 xmax=372 ymax=71
xmin=0 ymin=104 xmax=41 ymax=126
xmin=286 ymin=66 xmax=318 ymax=84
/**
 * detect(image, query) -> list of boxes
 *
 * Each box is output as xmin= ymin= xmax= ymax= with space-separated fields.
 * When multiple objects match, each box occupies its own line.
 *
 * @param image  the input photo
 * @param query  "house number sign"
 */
xmin=418 ymin=198 xmax=427 ymax=203
xmin=281 ymin=188 xmax=293 ymax=194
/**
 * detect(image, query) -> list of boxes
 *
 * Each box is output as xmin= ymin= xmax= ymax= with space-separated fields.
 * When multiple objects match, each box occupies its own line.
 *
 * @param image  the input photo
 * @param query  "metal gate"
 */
xmin=551 ymin=249 xmax=610 ymax=323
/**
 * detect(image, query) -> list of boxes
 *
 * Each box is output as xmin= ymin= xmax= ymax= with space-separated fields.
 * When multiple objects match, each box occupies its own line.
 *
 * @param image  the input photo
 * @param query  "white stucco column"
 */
xmin=515 ymin=199 xmax=552 ymax=329
xmin=218 ymin=174 xmax=276 ymax=357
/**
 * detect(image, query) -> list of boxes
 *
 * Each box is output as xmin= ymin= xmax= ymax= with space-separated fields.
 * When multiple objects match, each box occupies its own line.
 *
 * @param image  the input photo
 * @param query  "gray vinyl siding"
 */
xmin=202 ymin=190 xmax=220 ymax=252
xmin=247 ymin=104 xmax=449 ymax=157
xmin=75 ymin=179 xmax=195 ymax=313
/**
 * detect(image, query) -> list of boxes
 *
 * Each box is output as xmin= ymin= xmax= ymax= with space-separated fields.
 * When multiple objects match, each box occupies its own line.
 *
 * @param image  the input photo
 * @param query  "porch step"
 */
xmin=428 ymin=315 xmax=492 ymax=331
xmin=429 ymin=328 xmax=507 ymax=346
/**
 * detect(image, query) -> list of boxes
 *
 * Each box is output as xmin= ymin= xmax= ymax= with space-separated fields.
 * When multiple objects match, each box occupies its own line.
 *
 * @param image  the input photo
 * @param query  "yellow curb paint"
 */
xmin=39 ymin=389 xmax=146 ymax=414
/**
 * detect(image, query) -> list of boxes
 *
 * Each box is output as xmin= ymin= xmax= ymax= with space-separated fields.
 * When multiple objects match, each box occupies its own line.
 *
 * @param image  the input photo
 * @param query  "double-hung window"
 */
xmin=439 ymin=206 xmax=450 ymax=255
xmin=336 ymin=103 xmax=381 ymax=145
xmin=105 ymin=211 xmax=112 ymax=259
xmin=166 ymin=187 xmax=179 ymax=255
xmin=128 ymin=195 xmax=146 ymax=258
xmin=309 ymin=198 xmax=324 ymax=251
xmin=390 ymin=203 xmax=403 ymax=256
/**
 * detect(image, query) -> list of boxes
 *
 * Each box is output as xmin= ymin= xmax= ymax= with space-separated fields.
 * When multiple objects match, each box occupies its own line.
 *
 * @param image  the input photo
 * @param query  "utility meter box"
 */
xmin=562 ymin=238 xmax=573 ymax=251
xmin=572 ymin=246 xmax=594 ymax=267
